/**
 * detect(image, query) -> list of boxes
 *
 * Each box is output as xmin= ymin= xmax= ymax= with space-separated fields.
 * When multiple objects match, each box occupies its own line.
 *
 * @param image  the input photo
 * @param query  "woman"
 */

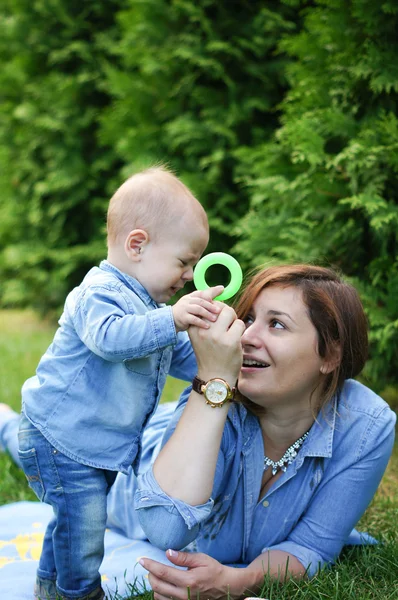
xmin=0 ymin=264 xmax=396 ymax=599
xmin=134 ymin=264 xmax=396 ymax=599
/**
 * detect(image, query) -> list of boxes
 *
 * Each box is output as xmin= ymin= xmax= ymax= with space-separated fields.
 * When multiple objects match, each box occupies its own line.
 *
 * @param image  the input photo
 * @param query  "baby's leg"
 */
xmin=0 ymin=404 xmax=21 ymax=466
xmin=18 ymin=414 xmax=108 ymax=599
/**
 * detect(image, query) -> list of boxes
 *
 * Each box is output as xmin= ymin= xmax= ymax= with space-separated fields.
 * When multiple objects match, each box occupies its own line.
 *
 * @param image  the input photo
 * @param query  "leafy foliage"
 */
xmin=234 ymin=0 xmax=398 ymax=389
xmin=0 ymin=0 xmax=123 ymax=314
xmin=99 ymin=0 xmax=298 ymax=272
xmin=0 ymin=0 xmax=297 ymax=311
xmin=0 ymin=0 xmax=397 ymax=387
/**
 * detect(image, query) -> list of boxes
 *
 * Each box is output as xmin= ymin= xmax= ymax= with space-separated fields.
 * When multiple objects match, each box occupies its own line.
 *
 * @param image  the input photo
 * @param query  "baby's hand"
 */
xmin=172 ymin=286 xmax=224 ymax=332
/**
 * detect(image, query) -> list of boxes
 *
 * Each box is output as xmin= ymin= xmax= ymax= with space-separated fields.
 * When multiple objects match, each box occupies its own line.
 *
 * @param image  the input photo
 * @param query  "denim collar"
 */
xmin=237 ymin=393 xmax=337 ymax=460
xmin=302 ymin=397 xmax=337 ymax=459
xmin=99 ymin=260 xmax=158 ymax=307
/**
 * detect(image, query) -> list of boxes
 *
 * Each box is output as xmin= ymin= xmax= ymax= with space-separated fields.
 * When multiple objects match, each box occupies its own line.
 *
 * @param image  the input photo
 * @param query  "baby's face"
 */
xmin=134 ymin=216 xmax=209 ymax=303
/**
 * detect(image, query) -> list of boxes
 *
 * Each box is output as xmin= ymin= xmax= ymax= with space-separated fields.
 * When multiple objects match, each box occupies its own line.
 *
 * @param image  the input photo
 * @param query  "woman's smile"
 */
xmin=241 ymin=356 xmax=270 ymax=370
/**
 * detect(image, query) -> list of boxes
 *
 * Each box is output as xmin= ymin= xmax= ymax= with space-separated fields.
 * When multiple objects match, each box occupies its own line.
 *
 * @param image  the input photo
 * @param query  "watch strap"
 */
xmin=192 ymin=375 xmax=206 ymax=395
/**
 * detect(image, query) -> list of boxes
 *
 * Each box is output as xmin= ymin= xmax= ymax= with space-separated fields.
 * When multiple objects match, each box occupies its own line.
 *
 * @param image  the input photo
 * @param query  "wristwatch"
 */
xmin=192 ymin=375 xmax=236 ymax=408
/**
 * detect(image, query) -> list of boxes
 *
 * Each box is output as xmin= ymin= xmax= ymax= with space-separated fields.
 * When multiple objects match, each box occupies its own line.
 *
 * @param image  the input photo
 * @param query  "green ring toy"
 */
xmin=193 ymin=252 xmax=243 ymax=301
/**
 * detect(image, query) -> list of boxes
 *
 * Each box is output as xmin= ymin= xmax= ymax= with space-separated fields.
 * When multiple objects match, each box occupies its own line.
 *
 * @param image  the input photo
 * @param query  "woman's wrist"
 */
xmin=192 ymin=374 xmax=238 ymax=410
xmin=195 ymin=371 xmax=238 ymax=390
xmin=222 ymin=565 xmax=261 ymax=599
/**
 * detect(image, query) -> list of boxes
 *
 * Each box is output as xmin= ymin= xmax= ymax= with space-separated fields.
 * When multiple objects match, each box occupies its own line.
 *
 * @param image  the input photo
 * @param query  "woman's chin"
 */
xmin=239 ymin=367 xmax=268 ymax=386
xmin=239 ymin=370 xmax=275 ymax=402
xmin=238 ymin=379 xmax=261 ymax=400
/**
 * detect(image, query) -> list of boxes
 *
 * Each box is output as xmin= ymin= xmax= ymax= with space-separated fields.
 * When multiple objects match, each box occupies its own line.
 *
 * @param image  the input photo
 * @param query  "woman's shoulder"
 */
xmin=339 ymin=379 xmax=396 ymax=421
xmin=331 ymin=380 xmax=396 ymax=455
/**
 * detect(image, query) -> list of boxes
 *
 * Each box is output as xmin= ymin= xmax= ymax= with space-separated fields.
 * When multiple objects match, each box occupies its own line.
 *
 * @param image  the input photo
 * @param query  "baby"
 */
xmin=18 ymin=166 xmax=222 ymax=600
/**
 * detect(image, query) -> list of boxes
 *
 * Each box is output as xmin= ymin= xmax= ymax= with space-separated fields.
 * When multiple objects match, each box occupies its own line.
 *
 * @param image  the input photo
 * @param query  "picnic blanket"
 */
xmin=0 ymin=501 xmax=174 ymax=599
xmin=0 ymin=500 xmax=378 ymax=600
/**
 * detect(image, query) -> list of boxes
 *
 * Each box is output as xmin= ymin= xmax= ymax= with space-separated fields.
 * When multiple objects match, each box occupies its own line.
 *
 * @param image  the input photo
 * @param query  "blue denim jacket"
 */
xmin=136 ymin=380 xmax=396 ymax=576
xmin=22 ymin=261 xmax=197 ymax=474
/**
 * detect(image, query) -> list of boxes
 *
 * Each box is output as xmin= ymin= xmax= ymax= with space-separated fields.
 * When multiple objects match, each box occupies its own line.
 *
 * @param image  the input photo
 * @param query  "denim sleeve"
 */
xmin=73 ymin=285 xmax=177 ymax=361
xmin=135 ymin=466 xmax=214 ymax=550
xmin=135 ymin=387 xmax=234 ymax=549
xmin=264 ymin=406 xmax=396 ymax=578
xmin=169 ymin=331 xmax=197 ymax=382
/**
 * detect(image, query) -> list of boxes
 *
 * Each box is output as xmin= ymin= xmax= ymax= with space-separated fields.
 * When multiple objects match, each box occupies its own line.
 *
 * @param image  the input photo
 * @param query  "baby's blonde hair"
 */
xmin=107 ymin=165 xmax=208 ymax=246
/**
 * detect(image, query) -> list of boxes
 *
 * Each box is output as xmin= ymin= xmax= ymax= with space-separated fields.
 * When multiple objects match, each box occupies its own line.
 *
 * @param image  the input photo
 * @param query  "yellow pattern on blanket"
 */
xmin=0 ymin=526 xmax=44 ymax=568
xmin=0 ymin=502 xmax=169 ymax=598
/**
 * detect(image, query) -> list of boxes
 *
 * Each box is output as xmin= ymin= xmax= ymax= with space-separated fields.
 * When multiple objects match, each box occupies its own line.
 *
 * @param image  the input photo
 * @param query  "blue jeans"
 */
xmin=18 ymin=414 xmax=116 ymax=599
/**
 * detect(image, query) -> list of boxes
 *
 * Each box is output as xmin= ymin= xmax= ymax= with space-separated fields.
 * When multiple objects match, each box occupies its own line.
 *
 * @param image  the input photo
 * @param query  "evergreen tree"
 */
xmin=0 ymin=0 xmax=122 ymax=314
xmin=1 ymin=0 xmax=396 ymax=388
xmin=99 ymin=0 xmax=298 ymax=273
xmin=234 ymin=0 xmax=398 ymax=388
xmin=0 ymin=0 xmax=299 ymax=311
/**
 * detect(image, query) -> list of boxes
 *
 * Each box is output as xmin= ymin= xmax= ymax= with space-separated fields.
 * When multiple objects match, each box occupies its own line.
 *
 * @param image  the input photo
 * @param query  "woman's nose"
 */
xmin=241 ymin=324 xmax=262 ymax=347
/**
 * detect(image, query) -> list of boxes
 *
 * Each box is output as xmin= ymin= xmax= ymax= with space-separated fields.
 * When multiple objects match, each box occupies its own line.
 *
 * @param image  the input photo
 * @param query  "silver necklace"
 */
xmin=264 ymin=430 xmax=310 ymax=476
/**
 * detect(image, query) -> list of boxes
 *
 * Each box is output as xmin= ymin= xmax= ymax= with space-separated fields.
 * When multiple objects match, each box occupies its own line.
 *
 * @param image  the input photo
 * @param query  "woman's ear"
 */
xmin=124 ymin=229 xmax=149 ymax=261
xmin=320 ymin=344 xmax=341 ymax=375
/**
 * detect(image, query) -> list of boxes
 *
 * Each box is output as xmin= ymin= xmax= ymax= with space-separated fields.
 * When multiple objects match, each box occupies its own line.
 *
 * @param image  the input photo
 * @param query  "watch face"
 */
xmin=205 ymin=380 xmax=228 ymax=404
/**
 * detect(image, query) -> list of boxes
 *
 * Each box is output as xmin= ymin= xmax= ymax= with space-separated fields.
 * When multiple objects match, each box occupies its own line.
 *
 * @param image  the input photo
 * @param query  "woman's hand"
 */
xmin=151 ymin=304 xmax=245 ymax=505
xmin=139 ymin=548 xmax=306 ymax=600
xmin=139 ymin=550 xmax=245 ymax=600
xmin=188 ymin=302 xmax=245 ymax=385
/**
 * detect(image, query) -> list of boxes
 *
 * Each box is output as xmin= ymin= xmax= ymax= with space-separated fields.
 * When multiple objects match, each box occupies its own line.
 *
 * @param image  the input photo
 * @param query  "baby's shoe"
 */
xmin=34 ymin=576 xmax=57 ymax=600
xmin=34 ymin=577 xmax=105 ymax=599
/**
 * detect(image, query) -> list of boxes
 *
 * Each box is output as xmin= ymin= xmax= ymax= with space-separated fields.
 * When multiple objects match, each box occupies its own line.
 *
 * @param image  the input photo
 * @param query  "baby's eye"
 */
xmin=179 ymin=260 xmax=188 ymax=267
xmin=270 ymin=319 xmax=285 ymax=329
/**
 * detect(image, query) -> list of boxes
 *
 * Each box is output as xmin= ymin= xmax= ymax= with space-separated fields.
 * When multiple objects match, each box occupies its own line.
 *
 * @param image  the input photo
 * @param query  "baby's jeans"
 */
xmin=18 ymin=414 xmax=117 ymax=599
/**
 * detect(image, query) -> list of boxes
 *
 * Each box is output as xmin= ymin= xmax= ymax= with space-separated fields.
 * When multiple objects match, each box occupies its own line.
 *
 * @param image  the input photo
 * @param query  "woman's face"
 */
xmin=238 ymin=284 xmax=327 ymax=410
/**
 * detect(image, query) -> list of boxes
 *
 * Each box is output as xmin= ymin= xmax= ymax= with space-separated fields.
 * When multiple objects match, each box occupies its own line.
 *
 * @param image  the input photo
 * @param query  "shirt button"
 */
xmin=262 ymin=500 xmax=269 ymax=507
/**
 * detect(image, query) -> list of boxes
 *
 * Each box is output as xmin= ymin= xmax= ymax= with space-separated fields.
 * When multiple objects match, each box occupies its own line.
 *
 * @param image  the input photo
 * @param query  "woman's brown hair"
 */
xmin=234 ymin=264 xmax=369 ymax=412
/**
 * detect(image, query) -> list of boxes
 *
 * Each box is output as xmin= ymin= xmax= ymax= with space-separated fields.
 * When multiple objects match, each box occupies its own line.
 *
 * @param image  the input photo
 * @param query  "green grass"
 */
xmin=0 ymin=310 xmax=397 ymax=599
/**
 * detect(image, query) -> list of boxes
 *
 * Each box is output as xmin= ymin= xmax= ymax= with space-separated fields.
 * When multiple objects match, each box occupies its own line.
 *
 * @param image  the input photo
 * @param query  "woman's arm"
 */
xmin=265 ymin=403 xmax=396 ymax=577
xmin=153 ymin=304 xmax=245 ymax=505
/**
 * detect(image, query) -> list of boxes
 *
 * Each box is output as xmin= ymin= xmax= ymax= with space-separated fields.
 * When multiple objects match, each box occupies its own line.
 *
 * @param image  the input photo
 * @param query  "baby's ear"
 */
xmin=125 ymin=229 xmax=149 ymax=260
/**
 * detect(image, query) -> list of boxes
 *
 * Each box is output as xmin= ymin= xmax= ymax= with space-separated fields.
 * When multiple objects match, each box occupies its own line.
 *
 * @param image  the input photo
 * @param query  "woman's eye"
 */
xmin=270 ymin=319 xmax=285 ymax=329
xmin=244 ymin=315 xmax=254 ymax=328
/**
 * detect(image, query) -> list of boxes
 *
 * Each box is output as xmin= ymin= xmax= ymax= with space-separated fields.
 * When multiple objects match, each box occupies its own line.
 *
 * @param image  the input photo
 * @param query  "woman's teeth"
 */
xmin=243 ymin=360 xmax=269 ymax=368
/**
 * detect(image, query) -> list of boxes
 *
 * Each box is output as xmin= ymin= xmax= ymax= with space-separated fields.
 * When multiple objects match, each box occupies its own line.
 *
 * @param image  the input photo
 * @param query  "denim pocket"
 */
xmin=124 ymin=355 xmax=156 ymax=375
xmin=18 ymin=447 xmax=45 ymax=500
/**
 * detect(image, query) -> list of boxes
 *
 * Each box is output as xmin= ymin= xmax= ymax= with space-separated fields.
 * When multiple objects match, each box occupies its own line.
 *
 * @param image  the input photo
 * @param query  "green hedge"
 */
xmin=0 ymin=0 xmax=123 ymax=312
xmin=0 ymin=0 xmax=296 ymax=311
xmin=0 ymin=0 xmax=397 ymax=389
xmin=234 ymin=0 xmax=398 ymax=389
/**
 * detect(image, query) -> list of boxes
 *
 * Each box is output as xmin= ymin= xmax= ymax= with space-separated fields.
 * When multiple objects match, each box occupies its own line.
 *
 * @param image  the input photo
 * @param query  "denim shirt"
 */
xmin=22 ymin=261 xmax=197 ymax=474
xmin=136 ymin=380 xmax=396 ymax=576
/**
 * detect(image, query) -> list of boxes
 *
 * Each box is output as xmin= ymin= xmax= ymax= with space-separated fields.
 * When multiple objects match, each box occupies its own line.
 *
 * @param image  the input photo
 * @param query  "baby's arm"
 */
xmin=73 ymin=286 xmax=179 ymax=361
xmin=73 ymin=285 xmax=224 ymax=362
xmin=172 ymin=286 xmax=224 ymax=332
